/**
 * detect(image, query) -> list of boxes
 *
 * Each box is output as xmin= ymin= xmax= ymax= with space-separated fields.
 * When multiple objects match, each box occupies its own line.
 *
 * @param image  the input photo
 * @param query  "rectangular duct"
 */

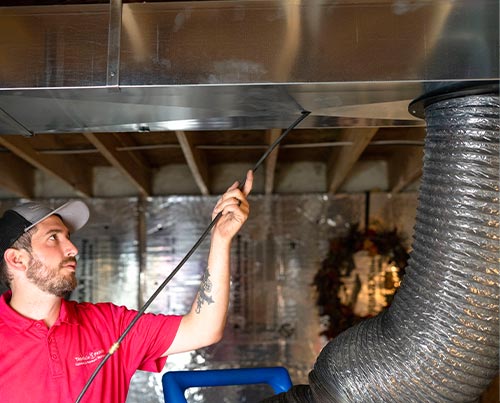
xmin=0 ymin=0 xmax=497 ymax=133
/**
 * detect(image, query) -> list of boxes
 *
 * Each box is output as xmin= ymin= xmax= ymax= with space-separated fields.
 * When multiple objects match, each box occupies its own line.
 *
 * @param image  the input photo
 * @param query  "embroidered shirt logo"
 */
xmin=74 ymin=350 xmax=105 ymax=367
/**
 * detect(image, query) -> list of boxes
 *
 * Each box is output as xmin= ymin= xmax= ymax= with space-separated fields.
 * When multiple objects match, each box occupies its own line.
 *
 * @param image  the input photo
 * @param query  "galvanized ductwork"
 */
xmin=263 ymin=87 xmax=500 ymax=402
xmin=0 ymin=1 xmax=498 ymax=134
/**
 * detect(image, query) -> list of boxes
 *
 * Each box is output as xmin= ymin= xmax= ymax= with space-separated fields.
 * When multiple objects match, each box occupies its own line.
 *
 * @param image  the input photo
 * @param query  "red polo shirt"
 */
xmin=0 ymin=291 xmax=182 ymax=403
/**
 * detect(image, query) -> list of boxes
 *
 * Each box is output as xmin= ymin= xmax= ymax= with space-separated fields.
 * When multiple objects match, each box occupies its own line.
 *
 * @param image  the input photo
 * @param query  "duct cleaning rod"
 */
xmin=75 ymin=110 xmax=310 ymax=403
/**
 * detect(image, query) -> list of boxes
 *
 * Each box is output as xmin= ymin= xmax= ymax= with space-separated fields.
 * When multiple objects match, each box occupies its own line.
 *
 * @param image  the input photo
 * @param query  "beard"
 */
xmin=25 ymin=254 xmax=77 ymax=298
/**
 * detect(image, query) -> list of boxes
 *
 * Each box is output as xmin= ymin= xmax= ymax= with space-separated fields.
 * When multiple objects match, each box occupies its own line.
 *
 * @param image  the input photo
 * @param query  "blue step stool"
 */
xmin=162 ymin=366 xmax=292 ymax=403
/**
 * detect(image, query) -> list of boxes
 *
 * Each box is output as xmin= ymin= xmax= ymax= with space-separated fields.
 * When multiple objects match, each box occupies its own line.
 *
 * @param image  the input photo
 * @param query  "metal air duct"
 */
xmin=0 ymin=0 xmax=498 ymax=134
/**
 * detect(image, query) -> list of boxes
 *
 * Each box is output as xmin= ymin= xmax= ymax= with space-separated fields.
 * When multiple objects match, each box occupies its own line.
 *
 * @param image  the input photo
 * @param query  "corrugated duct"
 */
xmin=262 ymin=91 xmax=499 ymax=402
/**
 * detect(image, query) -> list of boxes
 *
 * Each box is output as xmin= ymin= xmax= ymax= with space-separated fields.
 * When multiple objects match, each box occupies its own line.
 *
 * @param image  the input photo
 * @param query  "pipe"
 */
xmin=262 ymin=89 xmax=499 ymax=402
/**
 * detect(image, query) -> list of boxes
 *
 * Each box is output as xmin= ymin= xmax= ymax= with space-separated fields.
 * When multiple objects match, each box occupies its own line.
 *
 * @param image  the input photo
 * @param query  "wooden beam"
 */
xmin=264 ymin=128 xmax=281 ymax=195
xmin=0 ymin=135 xmax=92 ymax=197
xmin=0 ymin=154 xmax=34 ymax=198
xmin=389 ymin=148 xmax=423 ymax=193
xmin=327 ymin=128 xmax=379 ymax=194
xmin=84 ymin=132 xmax=152 ymax=196
xmin=175 ymin=131 xmax=210 ymax=195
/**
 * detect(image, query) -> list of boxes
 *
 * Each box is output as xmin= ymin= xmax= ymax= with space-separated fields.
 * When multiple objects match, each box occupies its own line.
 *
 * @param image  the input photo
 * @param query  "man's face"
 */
xmin=25 ymin=215 xmax=79 ymax=297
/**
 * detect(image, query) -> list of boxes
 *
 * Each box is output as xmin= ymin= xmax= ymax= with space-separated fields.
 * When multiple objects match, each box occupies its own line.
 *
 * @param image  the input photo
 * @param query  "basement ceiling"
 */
xmin=0 ymin=0 xmax=497 ymax=199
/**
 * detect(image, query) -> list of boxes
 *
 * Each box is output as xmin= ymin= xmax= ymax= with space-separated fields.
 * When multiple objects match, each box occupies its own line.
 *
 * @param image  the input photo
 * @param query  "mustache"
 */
xmin=60 ymin=257 xmax=77 ymax=266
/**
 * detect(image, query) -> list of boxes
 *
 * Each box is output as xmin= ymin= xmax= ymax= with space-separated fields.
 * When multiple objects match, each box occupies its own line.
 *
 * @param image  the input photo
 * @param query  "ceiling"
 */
xmin=0 ymin=0 xmax=497 ymax=199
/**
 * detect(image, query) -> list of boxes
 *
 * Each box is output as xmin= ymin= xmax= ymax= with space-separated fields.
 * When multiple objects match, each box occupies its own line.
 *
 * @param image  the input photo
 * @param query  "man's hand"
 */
xmin=211 ymin=170 xmax=253 ymax=241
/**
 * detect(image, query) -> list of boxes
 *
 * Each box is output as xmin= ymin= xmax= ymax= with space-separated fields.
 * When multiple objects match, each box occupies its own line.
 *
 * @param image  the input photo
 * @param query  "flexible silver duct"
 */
xmin=263 ymin=92 xmax=499 ymax=402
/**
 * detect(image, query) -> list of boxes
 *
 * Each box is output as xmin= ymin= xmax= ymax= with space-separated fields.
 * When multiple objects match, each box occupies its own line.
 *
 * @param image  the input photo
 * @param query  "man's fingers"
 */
xmin=214 ymin=195 xmax=245 ymax=216
xmin=243 ymin=170 xmax=254 ymax=196
xmin=213 ymin=170 xmax=253 ymax=217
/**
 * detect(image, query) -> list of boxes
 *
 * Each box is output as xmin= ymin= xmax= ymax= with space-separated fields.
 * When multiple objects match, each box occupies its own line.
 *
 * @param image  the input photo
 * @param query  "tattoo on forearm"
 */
xmin=196 ymin=269 xmax=215 ymax=313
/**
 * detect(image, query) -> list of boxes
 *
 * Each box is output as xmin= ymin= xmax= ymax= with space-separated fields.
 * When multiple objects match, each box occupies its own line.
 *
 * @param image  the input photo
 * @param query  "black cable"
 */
xmin=74 ymin=110 xmax=310 ymax=403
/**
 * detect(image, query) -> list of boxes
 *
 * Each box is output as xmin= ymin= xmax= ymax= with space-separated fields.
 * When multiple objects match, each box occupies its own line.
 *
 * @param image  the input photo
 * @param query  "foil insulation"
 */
xmin=264 ymin=93 xmax=500 ymax=402
xmin=139 ymin=194 xmax=366 ymax=403
xmin=0 ymin=192 xmax=419 ymax=402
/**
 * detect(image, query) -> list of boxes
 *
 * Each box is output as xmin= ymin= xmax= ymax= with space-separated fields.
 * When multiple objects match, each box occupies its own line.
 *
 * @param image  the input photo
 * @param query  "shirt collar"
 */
xmin=0 ymin=291 xmax=78 ymax=333
xmin=59 ymin=297 xmax=79 ymax=325
xmin=0 ymin=291 xmax=33 ymax=333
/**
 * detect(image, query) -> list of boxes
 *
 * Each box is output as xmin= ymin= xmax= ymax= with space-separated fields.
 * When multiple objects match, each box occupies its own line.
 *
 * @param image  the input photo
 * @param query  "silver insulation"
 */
xmin=265 ymin=93 xmax=500 ymax=402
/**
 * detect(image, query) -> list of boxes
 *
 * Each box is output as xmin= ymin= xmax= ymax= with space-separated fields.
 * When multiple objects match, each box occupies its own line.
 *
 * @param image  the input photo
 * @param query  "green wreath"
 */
xmin=313 ymin=224 xmax=409 ymax=340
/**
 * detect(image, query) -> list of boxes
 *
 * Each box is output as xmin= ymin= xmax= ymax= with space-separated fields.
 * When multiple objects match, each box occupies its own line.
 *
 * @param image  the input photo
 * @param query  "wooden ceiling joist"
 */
xmin=0 ymin=154 xmax=34 ymax=198
xmin=0 ymin=135 xmax=92 ymax=197
xmin=175 ymin=131 xmax=210 ymax=196
xmin=84 ymin=132 xmax=152 ymax=196
xmin=389 ymin=148 xmax=424 ymax=193
xmin=327 ymin=128 xmax=379 ymax=194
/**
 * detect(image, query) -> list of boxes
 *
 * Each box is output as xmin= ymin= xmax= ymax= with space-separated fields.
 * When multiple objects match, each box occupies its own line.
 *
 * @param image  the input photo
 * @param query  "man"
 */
xmin=0 ymin=170 xmax=253 ymax=403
